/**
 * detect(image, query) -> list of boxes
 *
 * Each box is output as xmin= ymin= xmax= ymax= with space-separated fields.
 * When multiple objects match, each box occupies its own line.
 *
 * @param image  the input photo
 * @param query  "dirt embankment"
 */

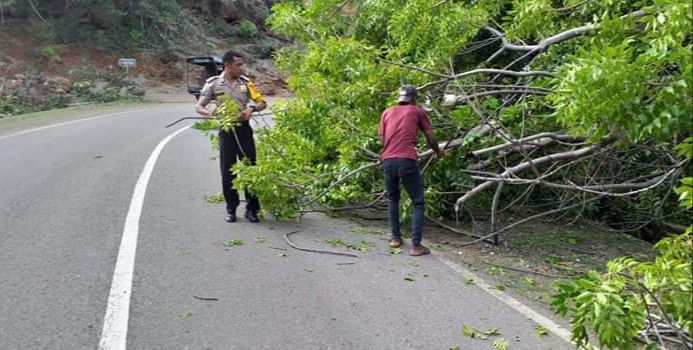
xmin=0 ymin=23 xmax=291 ymax=111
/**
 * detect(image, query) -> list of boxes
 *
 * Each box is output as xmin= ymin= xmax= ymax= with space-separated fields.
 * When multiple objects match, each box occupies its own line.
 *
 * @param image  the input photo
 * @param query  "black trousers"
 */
xmin=218 ymin=123 xmax=260 ymax=214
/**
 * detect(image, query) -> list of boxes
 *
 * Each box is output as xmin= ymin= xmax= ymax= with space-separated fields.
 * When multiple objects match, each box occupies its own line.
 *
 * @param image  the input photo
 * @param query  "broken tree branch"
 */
xmin=456 ymin=139 xmax=616 ymax=211
xmin=485 ymin=9 xmax=646 ymax=57
xmin=469 ymin=163 xmax=684 ymax=197
xmin=419 ymin=68 xmax=553 ymax=90
xmin=471 ymin=132 xmax=576 ymax=157
xmin=308 ymin=162 xmax=380 ymax=205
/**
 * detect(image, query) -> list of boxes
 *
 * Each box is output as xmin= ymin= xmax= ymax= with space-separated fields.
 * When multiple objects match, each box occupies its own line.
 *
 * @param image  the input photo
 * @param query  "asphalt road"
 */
xmin=0 ymin=104 xmax=574 ymax=349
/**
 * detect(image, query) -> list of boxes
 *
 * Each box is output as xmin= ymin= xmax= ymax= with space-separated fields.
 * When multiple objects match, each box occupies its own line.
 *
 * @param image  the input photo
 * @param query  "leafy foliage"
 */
xmin=258 ymin=1 xmax=693 ymax=347
xmin=552 ymin=229 xmax=692 ymax=349
xmin=239 ymin=0 xmax=693 ymax=237
xmin=553 ymin=137 xmax=693 ymax=349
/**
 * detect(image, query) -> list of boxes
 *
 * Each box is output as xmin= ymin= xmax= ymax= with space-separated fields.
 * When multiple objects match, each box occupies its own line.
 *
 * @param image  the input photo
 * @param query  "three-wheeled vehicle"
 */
xmin=186 ymin=56 xmax=224 ymax=100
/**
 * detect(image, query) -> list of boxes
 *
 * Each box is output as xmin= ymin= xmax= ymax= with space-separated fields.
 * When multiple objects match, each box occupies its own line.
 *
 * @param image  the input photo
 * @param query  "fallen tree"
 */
xmin=234 ymin=0 xmax=691 ymax=241
xmin=226 ymin=2 xmax=692 ymax=347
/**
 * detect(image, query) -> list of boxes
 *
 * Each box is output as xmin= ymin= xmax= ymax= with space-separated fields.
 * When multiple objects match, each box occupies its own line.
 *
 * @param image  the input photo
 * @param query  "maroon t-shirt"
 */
xmin=378 ymin=104 xmax=432 ymax=161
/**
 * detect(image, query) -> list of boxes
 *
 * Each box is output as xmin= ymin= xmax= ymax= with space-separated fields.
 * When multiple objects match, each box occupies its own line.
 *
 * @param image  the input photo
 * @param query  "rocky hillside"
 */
xmin=0 ymin=0 xmax=291 ymax=116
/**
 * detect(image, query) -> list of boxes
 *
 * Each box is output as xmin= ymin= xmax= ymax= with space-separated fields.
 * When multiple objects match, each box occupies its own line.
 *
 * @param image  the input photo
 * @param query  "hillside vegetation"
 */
xmin=0 ymin=0 xmax=286 ymax=115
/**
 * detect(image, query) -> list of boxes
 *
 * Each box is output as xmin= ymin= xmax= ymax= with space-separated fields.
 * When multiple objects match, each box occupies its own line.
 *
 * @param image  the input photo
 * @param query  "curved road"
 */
xmin=0 ymin=105 xmax=574 ymax=349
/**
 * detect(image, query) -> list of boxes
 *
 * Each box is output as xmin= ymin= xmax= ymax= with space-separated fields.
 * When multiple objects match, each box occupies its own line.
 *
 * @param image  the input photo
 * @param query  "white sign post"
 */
xmin=118 ymin=58 xmax=137 ymax=80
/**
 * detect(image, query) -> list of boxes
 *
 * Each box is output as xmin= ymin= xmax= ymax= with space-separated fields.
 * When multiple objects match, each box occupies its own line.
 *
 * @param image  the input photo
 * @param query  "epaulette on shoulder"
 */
xmin=206 ymin=76 xmax=220 ymax=83
xmin=239 ymin=75 xmax=253 ymax=83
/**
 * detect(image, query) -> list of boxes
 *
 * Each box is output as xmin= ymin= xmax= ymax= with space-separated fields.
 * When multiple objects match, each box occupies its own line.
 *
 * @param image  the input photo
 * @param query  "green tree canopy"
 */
xmin=235 ymin=0 xmax=691 ymax=229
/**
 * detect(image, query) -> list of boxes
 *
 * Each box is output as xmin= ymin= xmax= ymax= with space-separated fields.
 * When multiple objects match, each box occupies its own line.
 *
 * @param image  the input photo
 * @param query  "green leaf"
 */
xmin=534 ymin=325 xmax=548 ymax=337
xmin=461 ymin=325 xmax=475 ymax=337
xmin=222 ymin=239 xmax=243 ymax=247
xmin=484 ymin=327 xmax=501 ymax=336
xmin=492 ymin=338 xmax=508 ymax=350
xmin=204 ymin=193 xmax=224 ymax=204
xmin=179 ymin=309 xmax=194 ymax=320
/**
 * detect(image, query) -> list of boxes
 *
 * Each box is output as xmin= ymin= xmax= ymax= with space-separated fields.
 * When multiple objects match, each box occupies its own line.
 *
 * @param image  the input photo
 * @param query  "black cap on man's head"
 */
xmin=397 ymin=85 xmax=417 ymax=104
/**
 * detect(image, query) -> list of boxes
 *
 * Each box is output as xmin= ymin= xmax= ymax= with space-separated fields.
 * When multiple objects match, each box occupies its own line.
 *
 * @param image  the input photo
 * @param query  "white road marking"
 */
xmin=436 ymin=254 xmax=575 ymax=345
xmin=98 ymin=125 xmax=191 ymax=350
xmin=0 ymin=106 xmax=182 ymax=141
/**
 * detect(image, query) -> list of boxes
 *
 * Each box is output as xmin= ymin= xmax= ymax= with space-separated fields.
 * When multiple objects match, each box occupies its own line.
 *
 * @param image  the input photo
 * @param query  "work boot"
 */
xmin=245 ymin=210 xmax=260 ymax=223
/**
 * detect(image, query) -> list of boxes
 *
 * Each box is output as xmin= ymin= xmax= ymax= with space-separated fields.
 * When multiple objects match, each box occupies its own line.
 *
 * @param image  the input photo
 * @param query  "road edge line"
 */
xmin=98 ymin=125 xmax=190 ymax=350
xmin=435 ymin=253 xmax=575 ymax=345
xmin=0 ymin=106 xmax=181 ymax=141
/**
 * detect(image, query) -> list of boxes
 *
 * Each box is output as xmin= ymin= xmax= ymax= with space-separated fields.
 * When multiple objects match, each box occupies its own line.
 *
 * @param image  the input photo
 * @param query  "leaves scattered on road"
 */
xmin=254 ymin=235 xmax=266 ymax=243
xmin=461 ymin=324 xmax=502 ymax=340
xmin=348 ymin=228 xmax=384 ymax=236
xmin=492 ymin=338 xmax=508 ymax=350
xmin=407 ymin=260 xmax=420 ymax=267
xmin=324 ymin=239 xmax=373 ymax=252
xmin=493 ymin=284 xmax=507 ymax=291
xmin=222 ymin=239 xmax=243 ymax=247
xmin=389 ymin=247 xmax=403 ymax=255
xmin=179 ymin=309 xmax=194 ymax=320
xmin=204 ymin=192 xmax=224 ymax=204
xmin=534 ymin=325 xmax=549 ymax=337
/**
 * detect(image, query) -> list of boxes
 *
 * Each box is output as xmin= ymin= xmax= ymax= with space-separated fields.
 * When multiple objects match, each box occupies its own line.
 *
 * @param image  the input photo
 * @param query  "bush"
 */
xmin=39 ymin=46 xmax=61 ymax=63
xmin=236 ymin=19 xmax=258 ymax=38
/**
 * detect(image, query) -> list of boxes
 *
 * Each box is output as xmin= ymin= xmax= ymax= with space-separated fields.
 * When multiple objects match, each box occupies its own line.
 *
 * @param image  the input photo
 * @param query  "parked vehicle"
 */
xmin=186 ymin=56 xmax=224 ymax=100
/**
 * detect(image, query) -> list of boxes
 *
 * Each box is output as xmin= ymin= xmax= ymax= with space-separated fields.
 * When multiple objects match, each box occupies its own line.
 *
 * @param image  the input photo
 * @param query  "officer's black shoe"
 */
xmin=225 ymin=213 xmax=237 ymax=223
xmin=245 ymin=210 xmax=260 ymax=223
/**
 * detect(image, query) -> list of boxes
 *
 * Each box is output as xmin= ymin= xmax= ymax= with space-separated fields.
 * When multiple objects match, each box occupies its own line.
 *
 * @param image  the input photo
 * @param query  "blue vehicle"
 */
xmin=186 ymin=56 xmax=224 ymax=100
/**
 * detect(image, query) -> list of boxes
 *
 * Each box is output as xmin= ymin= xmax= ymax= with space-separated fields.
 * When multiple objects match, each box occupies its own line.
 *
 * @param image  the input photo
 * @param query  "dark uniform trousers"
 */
xmin=219 ymin=121 xmax=260 ymax=214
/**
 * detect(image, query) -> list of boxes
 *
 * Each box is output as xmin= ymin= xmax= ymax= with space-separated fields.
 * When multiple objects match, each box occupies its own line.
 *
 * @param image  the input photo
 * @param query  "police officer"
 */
xmin=195 ymin=50 xmax=267 ymax=223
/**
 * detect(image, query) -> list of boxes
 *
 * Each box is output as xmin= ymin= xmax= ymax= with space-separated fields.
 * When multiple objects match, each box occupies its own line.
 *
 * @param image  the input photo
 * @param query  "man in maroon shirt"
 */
xmin=378 ymin=85 xmax=443 ymax=256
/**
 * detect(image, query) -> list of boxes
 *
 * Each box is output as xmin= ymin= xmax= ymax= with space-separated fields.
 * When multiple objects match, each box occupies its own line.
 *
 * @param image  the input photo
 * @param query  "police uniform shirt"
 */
xmin=199 ymin=72 xmax=265 ymax=110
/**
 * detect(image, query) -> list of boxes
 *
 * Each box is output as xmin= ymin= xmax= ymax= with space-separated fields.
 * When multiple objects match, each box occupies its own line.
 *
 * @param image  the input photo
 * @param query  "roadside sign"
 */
xmin=118 ymin=58 xmax=137 ymax=85
xmin=118 ymin=58 xmax=137 ymax=67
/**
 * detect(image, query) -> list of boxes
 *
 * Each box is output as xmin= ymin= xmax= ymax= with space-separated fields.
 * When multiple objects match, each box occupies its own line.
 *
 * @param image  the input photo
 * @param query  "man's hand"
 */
xmin=238 ymin=107 xmax=254 ymax=121
xmin=195 ymin=107 xmax=211 ymax=118
xmin=195 ymin=102 xmax=216 ymax=118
